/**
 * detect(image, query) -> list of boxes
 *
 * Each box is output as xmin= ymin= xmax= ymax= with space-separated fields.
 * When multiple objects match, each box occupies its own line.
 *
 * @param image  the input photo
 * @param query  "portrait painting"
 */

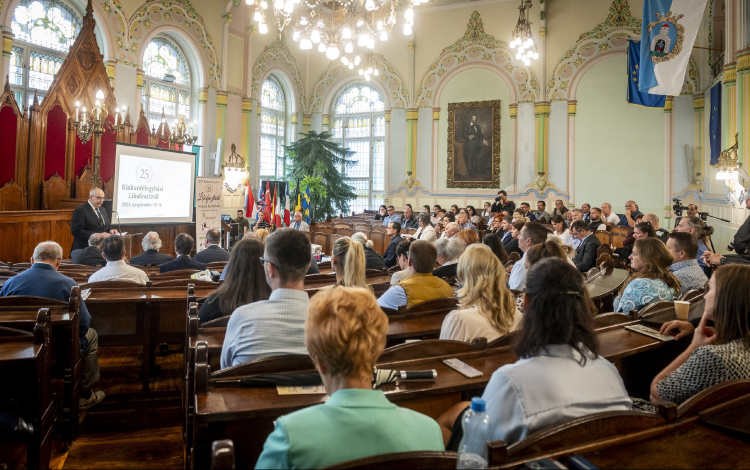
xmin=447 ymin=100 xmax=501 ymax=188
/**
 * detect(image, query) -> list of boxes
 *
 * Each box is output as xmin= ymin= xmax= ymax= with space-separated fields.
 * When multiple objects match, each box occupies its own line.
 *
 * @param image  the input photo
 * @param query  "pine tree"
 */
xmin=284 ymin=131 xmax=357 ymax=221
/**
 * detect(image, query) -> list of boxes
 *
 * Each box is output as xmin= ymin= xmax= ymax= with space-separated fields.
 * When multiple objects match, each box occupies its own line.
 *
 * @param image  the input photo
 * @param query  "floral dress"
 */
xmin=613 ymin=278 xmax=675 ymax=314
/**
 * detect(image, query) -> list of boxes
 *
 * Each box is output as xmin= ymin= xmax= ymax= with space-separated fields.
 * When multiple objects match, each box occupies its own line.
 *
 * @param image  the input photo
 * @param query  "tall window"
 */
xmin=141 ymin=36 xmax=192 ymax=132
xmin=260 ymin=76 xmax=286 ymax=180
xmin=10 ymin=0 xmax=81 ymax=107
xmin=331 ymin=83 xmax=385 ymax=214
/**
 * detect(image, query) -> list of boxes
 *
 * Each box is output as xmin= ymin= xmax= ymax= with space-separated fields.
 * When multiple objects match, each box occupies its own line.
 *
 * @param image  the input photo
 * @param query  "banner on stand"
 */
xmin=195 ymin=177 xmax=223 ymax=252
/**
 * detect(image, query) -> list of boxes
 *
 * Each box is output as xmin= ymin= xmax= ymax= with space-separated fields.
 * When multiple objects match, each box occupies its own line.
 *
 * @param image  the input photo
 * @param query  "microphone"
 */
xmin=398 ymin=370 xmax=438 ymax=381
xmin=112 ymin=210 xmax=122 ymax=235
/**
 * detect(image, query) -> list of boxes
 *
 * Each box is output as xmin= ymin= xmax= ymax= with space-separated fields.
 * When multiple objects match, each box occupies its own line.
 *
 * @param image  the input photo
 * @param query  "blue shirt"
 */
xmin=221 ymin=289 xmax=309 ymax=369
xmin=613 ymin=278 xmax=676 ymax=314
xmin=0 ymin=263 xmax=92 ymax=350
xmin=697 ymin=241 xmax=708 ymax=268
xmin=383 ymin=214 xmax=402 ymax=227
xmin=376 ymin=285 xmax=407 ymax=310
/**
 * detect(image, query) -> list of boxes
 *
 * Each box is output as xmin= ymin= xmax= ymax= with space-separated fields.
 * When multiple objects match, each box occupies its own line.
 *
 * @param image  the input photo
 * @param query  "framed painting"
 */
xmin=447 ymin=100 xmax=501 ymax=188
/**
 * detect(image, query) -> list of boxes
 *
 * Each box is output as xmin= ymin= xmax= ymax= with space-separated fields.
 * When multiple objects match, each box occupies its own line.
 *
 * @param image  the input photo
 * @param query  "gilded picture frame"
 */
xmin=447 ymin=100 xmax=501 ymax=188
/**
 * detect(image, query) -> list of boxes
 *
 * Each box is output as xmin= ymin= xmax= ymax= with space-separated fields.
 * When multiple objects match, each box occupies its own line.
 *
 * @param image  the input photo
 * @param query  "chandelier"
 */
xmin=509 ymin=0 xmax=538 ymax=66
xmin=716 ymin=134 xmax=740 ymax=181
xmin=246 ymin=0 xmax=422 ymax=60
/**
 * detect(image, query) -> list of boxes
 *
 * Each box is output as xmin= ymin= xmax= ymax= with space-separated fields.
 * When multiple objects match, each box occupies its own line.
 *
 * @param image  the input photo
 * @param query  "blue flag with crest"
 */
xmin=627 ymin=40 xmax=666 ymax=108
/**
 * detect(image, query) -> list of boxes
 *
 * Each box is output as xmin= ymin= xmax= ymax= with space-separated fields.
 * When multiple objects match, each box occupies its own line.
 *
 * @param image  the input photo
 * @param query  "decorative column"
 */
xmin=534 ymin=101 xmax=550 ymax=185
xmin=737 ymin=48 xmax=750 ymax=170
xmin=405 ymin=107 xmax=418 ymax=179
xmin=664 ymin=97 xmax=674 ymax=225
xmin=509 ymin=103 xmax=518 ymax=191
xmin=693 ymin=93 xmax=705 ymax=184
xmin=136 ymin=69 xmax=145 ymax=109
xmin=242 ymin=97 xmax=252 ymax=174
xmin=216 ymin=90 xmax=228 ymax=163
xmin=290 ymin=114 xmax=298 ymax=142
xmin=384 ymin=109 xmax=391 ymax=203
xmin=431 ymin=107 xmax=440 ymax=188
xmin=302 ymin=114 xmax=311 ymax=134
xmin=566 ymin=100 xmax=576 ymax=204
xmin=2 ymin=31 xmax=14 ymax=79
xmin=198 ymin=87 xmax=208 ymax=175
xmin=105 ymin=59 xmax=116 ymax=87
xmin=321 ymin=114 xmax=329 ymax=133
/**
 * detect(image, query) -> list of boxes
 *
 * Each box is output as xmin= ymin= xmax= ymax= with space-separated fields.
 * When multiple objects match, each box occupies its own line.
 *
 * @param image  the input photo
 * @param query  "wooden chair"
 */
xmin=58 ymin=264 xmax=98 ymax=271
xmin=0 ymin=179 xmax=27 ymax=211
xmin=632 ymin=301 xmax=674 ymax=321
xmin=594 ymin=230 xmax=612 ymax=247
xmin=211 ymin=353 xmax=316 ymax=379
xmin=201 ymin=316 xmax=230 ymax=328
xmin=487 ymin=329 xmax=521 ymax=348
xmin=206 ymin=261 xmax=228 ymax=270
xmin=42 ymin=173 xmax=71 ymax=210
xmin=327 ymin=451 xmax=459 ymax=469
xmin=611 ymin=233 xmax=627 ymax=248
xmin=371 ymin=225 xmax=388 ymax=234
xmin=609 ymin=225 xmax=629 ymax=236
xmin=150 ymin=279 xmax=218 ymax=288
xmin=79 ymin=280 xmax=148 ymax=289
xmin=352 ymin=224 xmax=371 ymax=232
xmin=378 ymin=339 xmax=481 ymax=363
xmin=680 ymin=289 xmax=705 ymax=302
xmin=152 ymin=269 xmax=202 ymax=279
xmin=396 ymin=297 xmax=458 ymax=314
xmin=369 ymin=231 xmax=386 ymax=254
xmin=328 ymin=234 xmax=343 ymax=254
xmin=316 ymin=226 xmax=335 ymax=234
xmin=657 ymin=379 xmax=750 ymax=423
xmin=592 ymin=312 xmax=635 ymax=329
xmin=312 ymin=233 xmax=330 ymax=255
xmin=597 ymin=243 xmax=613 ymax=258
xmin=335 ymin=227 xmax=355 ymax=237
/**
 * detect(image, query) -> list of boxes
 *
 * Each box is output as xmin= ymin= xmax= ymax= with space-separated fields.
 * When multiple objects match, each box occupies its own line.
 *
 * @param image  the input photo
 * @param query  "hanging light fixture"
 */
xmin=509 ymin=0 xmax=538 ymax=66
xmin=716 ymin=134 xmax=740 ymax=181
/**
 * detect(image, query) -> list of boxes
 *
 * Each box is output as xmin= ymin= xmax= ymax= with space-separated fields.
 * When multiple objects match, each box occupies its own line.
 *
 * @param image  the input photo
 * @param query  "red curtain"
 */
xmin=74 ymin=123 xmax=93 ymax=177
xmin=44 ymin=106 xmax=67 ymax=180
xmin=0 ymin=106 xmax=18 ymax=185
xmin=100 ymin=114 xmax=116 ymax=182
xmin=136 ymin=126 xmax=149 ymax=146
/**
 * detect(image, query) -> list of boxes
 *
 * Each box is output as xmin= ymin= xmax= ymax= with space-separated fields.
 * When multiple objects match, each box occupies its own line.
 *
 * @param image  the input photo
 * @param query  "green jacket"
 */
xmin=255 ymin=388 xmax=444 ymax=469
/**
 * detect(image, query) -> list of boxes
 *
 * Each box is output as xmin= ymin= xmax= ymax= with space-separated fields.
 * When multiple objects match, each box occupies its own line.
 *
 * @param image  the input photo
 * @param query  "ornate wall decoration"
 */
xmin=250 ymin=35 xmax=306 ymax=113
xmin=308 ymin=52 xmax=408 ymax=113
xmin=415 ymin=10 xmax=539 ymax=108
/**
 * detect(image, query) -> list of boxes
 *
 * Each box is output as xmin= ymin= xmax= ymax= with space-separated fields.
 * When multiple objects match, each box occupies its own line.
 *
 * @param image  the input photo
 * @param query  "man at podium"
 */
xmin=71 ymin=188 xmax=118 ymax=251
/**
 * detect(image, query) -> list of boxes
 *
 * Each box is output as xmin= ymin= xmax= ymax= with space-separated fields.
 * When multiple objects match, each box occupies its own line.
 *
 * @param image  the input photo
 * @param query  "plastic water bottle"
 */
xmin=456 ymin=397 xmax=490 ymax=469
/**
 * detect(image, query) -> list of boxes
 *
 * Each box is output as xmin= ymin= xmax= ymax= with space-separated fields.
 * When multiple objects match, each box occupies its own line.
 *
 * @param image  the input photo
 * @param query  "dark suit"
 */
xmin=433 ymin=263 xmax=457 ymax=279
xmin=501 ymin=232 xmax=522 ymax=256
xmin=71 ymin=202 xmax=111 ymax=251
xmin=130 ymin=249 xmax=173 ymax=267
xmin=194 ymin=245 xmax=230 ymax=264
xmin=307 ymin=255 xmax=320 ymax=274
xmin=383 ymin=235 xmax=403 ymax=269
xmin=159 ymin=256 xmax=206 ymax=273
xmin=70 ymin=246 xmax=106 ymax=267
xmin=573 ymin=234 xmax=602 ymax=273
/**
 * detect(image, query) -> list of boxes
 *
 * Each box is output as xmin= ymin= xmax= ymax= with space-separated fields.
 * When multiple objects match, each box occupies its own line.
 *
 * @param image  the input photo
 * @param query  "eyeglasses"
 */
xmin=92 ymin=196 xmax=105 ymax=200
xmin=259 ymin=257 xmax=277 ymax=267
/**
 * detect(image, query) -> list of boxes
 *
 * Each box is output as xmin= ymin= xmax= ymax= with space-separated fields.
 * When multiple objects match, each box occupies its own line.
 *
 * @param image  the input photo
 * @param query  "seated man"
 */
xmin=643 ymin=213 xmax=669 ymax=243
xmin=401 ymin=204 xmax=419 ymax=230
xmin=570 ymin=220 xmax=601 ymax=273
xmin=600 ymin=202 xmax=620 ymax=225
xmin=433 ymin=237 xmax=463 ymax=279
xmin=676 ymin=216 xmax=711 ymax=270
xmin=441 ymin=222 xmax=459 ymax=240
xmin=377 ymin=240 xmax=454 ymax=310
xmin=159 ymin=234 xmax=207 ymax=273
xmin=87 ymin=235 xmax=149 ymax=285
xmin=255 ymin=287 xmax=444 ymax=468
xmin=456 ymin=210 xmax=477 ymax=232
xmin=383 ymin=222 xmax=403 ymax=269
xmin=588 ymin=207 xmax=607 ymax=232
xmin=194 ymin=229 xmax=230 ymax=264
xmin=129 ymin=232 xmax=174 ymax=266
xmin=290 ymin=211 xmax=309 ymax=231
xmin=508 ymin=222 xmax=548 ymax=290
xmin=519 ymin=202 xmax=536 ymax=222
xmin=532 ymin=201 xmax=551 ymax=224
xmin=623 ymin=200 xmax=643 ymax=227
xmin=221 ymin=228 xmax=311 ymax=368
xmin=70 ymin=233 xmax=108 ymax=267
xmin=0 ymin=241 xmax=104 ymax=410
xmin=253 ymin=211 xmax=271 ymax=230
xmin=667 ymin=232 xmax=708 ymax=292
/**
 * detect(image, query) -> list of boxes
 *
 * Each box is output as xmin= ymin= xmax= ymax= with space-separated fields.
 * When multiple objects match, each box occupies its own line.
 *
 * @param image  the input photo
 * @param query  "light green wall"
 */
xmin=575 ymin=55 xmax=664 ymax=216
xmin=437 ymin=68 xmax=511 ymax=190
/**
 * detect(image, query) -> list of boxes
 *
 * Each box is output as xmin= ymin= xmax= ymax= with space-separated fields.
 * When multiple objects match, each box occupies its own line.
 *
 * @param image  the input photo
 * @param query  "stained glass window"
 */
xmin=260 ymin=76 xmax=287 ymax=180
xmin=142 ymin=35 xmax=193 ymax=135
xmin=331 ymin=83 xmax=386 ymax=213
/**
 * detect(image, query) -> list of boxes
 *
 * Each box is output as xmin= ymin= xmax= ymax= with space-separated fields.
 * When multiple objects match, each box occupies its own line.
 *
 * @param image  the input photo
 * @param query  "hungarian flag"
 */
xmin=245 ymin=181 xmax=254 ymax=217
xmin=283 ymin=183 xmax=291 ymax=226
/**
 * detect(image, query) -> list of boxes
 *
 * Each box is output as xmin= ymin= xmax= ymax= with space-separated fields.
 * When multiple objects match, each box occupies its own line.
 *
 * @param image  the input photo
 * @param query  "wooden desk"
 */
xmin=191 ymin=324 xmax=689 ymax=469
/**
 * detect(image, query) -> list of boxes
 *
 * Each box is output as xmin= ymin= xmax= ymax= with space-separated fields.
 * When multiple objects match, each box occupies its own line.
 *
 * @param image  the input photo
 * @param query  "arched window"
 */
xmin=259 ymin=76 xmax=286 ymax=179
xmin=9 ymin=0 xmax=82 ymax=107
xmin=141 ymin=36 xmax=192 ymax=132
xmin=331 ymin=83 xmax=386 ymax=213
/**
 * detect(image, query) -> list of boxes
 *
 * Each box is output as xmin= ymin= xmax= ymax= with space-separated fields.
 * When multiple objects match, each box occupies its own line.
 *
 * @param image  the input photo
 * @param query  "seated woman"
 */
xmin=374 ymin=205 xmax=388 ymax=221
xmin=652 ymin=265 xmax=750 ymax=405
xmin=330 ymin=237 xmax=367 ymax=288
xmin=550 ymin=214 xmax=570 ymax=244
xmin=482 ymin=232 xmax=509 ymax=264
xmin=437 ymin=258 xmax=631 ymax=448
xmin=457 ymin=228 xmax=479 ymax=246
xmin=390 ymin=238 xmax=413 ymax=285
xmin=352 ymin=232 xmax=385 ymax=270
xmin=255 ymin=287 xmax=444 ymax=468
xmin=198 ymin=238 xmax=271 ymax=323
xmin=466 ymin=205 xmax=481 ymax=225
xmin=440 ymin=244 xmax=521 ymax=343
xmin=613 ymin=238 xmax=680 ymax=314
xmin=485 ymin=214 xmax=504 ymax=236
xmin=614 ymin=221 xmax=655 ymax=260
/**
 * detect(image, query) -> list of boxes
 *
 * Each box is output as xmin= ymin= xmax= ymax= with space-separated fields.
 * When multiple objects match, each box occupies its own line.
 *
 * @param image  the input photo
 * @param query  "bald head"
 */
xmin=643 ymin=213 xmax=660 ymax=230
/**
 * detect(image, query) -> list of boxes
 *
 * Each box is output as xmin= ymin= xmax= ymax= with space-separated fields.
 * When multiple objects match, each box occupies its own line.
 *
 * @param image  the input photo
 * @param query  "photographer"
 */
xmin=490 ymin=190 xmax=515 ymax=214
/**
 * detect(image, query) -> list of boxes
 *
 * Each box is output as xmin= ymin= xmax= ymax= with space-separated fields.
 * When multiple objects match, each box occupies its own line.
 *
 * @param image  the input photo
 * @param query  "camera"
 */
xmin=672 ymin=198 xmax=708 ymax=222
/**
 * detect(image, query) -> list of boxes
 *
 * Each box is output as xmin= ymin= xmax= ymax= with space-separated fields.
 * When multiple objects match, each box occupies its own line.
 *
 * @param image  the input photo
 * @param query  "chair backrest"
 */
xmin=658 ymin=379 xmax=750 ymax=422
xmin=0 ymin=179 xmax=27 ymax=211
xmin=316 ymin=226 xmax=335 ymax=234
xmin=327 ymin=451 xmax=459 ymax=469
xmin=397 ymin=297 xmax=458 ymax=314
xmin=371 ymin=225 xmax=388 ymax=233
xmin=592 ymin=312 xmax=635 ymax=329
xmin=42 ymin=174 xmax=70 ymax=210
xmin=487 ymin=329 xmax=521 ymax=348
xmin=153 ymin=269 xmax=202 ymax=278
xmin=378 ymin=339 xmax=481 ymax=363
xmin=611 ymin=233 xmax=627 ymax=248
xmin=151 ymin=279 xmax=218 ymax=288
xmin=370 ymin=281 xmax=391 ymax=297
xmin=680 ymin=289 xmax=705 ymax=302
xmin=634 ymin=301 xmax=674 ymax=321
xmin=211 ymin=354 xmax=315 ymax=378
xmin=335 ymin=227 xmax=355 ymax=237
xmin=201 ymin=316 xmax=230 ymax=328
xmin=369 ymin=231 xmax=386 ymax=254
xmin=312 ymin=233 xmax=330 ymax=255
xmin=206 ymin=261 xmax=228 ymax=269
xmin=597 ymin=243 xmax=613 ymax=257
xmin=594 ymin=230 xmax=612 ymax=246
xmin=58 ymin=264 xmax=98 ymax=271
xmin=79 ymin=280 xmax=146 ymax=289
xmin=353 ymin=225 xmax=371 ymax=232
xmin=609 ymin=225 xmax=629 ymax=236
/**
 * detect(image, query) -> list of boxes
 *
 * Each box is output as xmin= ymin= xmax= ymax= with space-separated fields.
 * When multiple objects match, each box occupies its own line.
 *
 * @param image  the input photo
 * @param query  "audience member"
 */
xmin=374 ymin=205 xmax=388 ymax=221
xmin=254 ymin=211 xmax=271 ymax=230
xmin=524 ymin=240 xmax=569 ymax=268
xmin=438 ymin=258 xmax=631 ymax=448
xmin=486 ymin=214 xmax=504 ymax=235
xmin=600 ymin=202 xmax=620 ymax=224
xmin=401 ymin=204 xmax=419 ymax=230
xmin=676 ymin=216 xmax=713 ymax=270
xmin=580 ymin=203 xmax=591 ymax=221
xmin=519 ymin=202 xmax=536 ymax=221
xmin=651 ymin=265 xmax=750 ymax=405
xmin=450 ymin=204 xmax=460 ymax=215
xmin=351 ymin=232 xmax=385 ymax=270
xmin=255 ymin=287 xmax=444 ymax=468
xmin=290 ymin=211 xmax=310 ymax=231
xmin=482 ymin=232 xmax=509 ymax=264
xmin=552 ymin=199 xmax=568 ymax=217
xmin=513 ymin=209 xmax=529 ymax=223
xmin=377 ymin=241 xmax=453 ymax=310
xmin=382 ymin=205 xmax=401 ymax=226
xmin=570 ymin=220 xmax=601 ymax=273
xmin=87 ymin=235 xmax=149 ymax=285
xmin=440 ymin=244 xmax=521 ymax=343
xmin=199 ymin=238 xmax=270 ymax=323
xmin=481 ymin=202 xmax=492 ymax=220
xmin=456 ymin=209 xmax=477 ymax=232
xmin=550 ymin=214 xmax=570 ymax=244
xmin=457 ymin=228 xmax=479 ymax=246
xmin=441 ymin=222 xmax=459 ymax=239
xmin=194 ymin=229 xmax=230 ymax=264
xmin=624 ymin=200 xmax=643 ymax=227
xmin=383 ymin=222 xmax=403 ymax=268
xmin=686 ymin=204 xmax=699 ymax=217
xmin=614 ymin=238 xmax=680 ymax=314
xmin=235 ymin=209 xmax=253 ymax=236
xmin=255 ymin=228 xmax=270 ymax=245
xmin=331 ymin=237 xmax=367 ymax=288
xmin=130 ymin=232 xmax=173 ymax=266
xmin=666 ymin=232 xmax=708 ymax=293
xmin=413 ymin=212 xmax=437 ymax=241
xmin=508 ymin=222 xmax=548 ymax=290
xmin=565 ymin=209 xmax=575 ymax=228
xmin=504 ymin=221 xmax=524 ymax=256
xmin=221 ymin=229 xmax=311 ymax=368
xmin=588 ymin=207 xmax=606 ymax=232
xmin=71 ymin=233 xmax=108 ymax=267
xmin=0 ymin=241 xmax=104 ymax=410
xmin=615 ymin=221 xmax=655 ymax=260
xmin=390 ymin=239 xmax=413 ymax=285
xmin=491 ymin=190 xmax=515 ymax=214
xmin=433 ymin=238 xmax=463 ymax=279
xmin=642 ymin=213 xmax=669 ymax=243
xmin=159 ymin=234 xmax=207 ymax=273
xmin=532 ymin=201 xmax=551 ymax=224
xmin=466 ymin=205 xmax=482 ymax=225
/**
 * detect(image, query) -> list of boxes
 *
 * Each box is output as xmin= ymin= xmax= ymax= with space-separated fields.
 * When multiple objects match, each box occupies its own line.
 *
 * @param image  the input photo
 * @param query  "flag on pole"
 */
xmin=271 ymin=183 xmax=278 ymax=228
xmin=244 ymin=181 xmax=254 ymax=217
xmin=627 ymin=40 xmax=666 ymax=108
xmin=709 ymin=82 xmax=722 ymax=166
xmin=275 ymin=183 xmax=283 ymax=228
xmin=638 ymin=0 xmax=707 ymax=96
xmin=302 ymin=184 xmax=311 ymax=224
xmin=283 ymin=183 xmax=291 ymax=226
xmin=263 ymin=183 xmax=272 ymax=223
xmin=294 ymin=180 xmax=302 ymax=214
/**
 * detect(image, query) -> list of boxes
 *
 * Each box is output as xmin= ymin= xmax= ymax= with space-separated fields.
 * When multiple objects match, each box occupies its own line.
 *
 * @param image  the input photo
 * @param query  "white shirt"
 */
xmin=439 ymin=306 xmax=523 ymax=343
xmin=482 ymin=344 xmax=632 ymax=445
xmin=87 ymin=260 xmax=149 ymax=285
xmin=603 ymin=212 xmax=620 ymax=224
xmin=413 ymin=225 xmax=437 ymax=242
xmin=554 ymin=229 xmax=570 ymax=244
xmin=508 ymin=252 xmax=528 ymax=290
xmin=390 ymin=269 xmax=411 ymax=285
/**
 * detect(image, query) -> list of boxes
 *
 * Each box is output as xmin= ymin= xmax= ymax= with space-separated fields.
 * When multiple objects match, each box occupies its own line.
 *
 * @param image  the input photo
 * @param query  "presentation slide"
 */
xmin=113 ymin=143 xmax=196 ymax=224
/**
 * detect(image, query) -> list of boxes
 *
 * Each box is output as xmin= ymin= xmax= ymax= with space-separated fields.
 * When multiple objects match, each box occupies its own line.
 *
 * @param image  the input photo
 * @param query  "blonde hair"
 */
xmin=305 ymin=287 xmax=388 ymax=380
xmin=255 ymin=228 xmax=270 ymax=244
xmin=332 ymin=237 xmax=366 ymax=287
xmin=456 ymin=244 xmax=517 ymax=336
xmin=352 ymin=232 xmax=374 ymax=249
